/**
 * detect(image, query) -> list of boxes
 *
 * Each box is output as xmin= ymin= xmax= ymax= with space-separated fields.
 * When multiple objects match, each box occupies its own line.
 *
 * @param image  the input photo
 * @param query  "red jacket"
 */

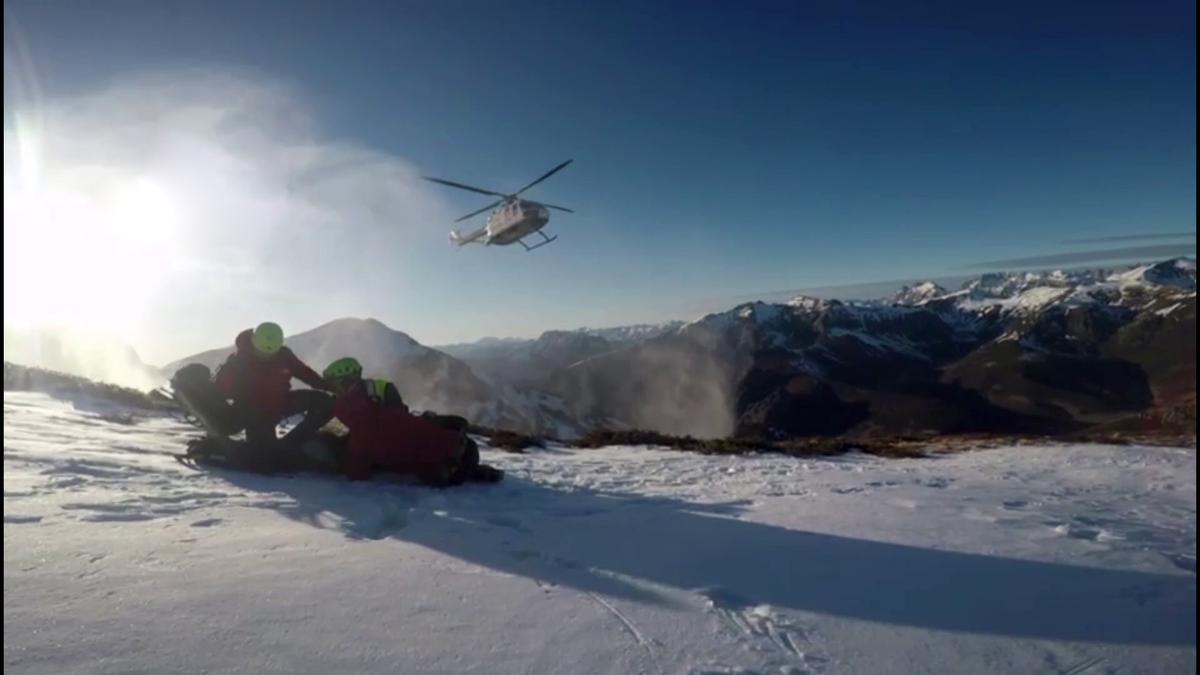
xmin=214 ymin=329 xmax=326 ymax=418
xmin=332 ymin=381 xmax=465 ymax=481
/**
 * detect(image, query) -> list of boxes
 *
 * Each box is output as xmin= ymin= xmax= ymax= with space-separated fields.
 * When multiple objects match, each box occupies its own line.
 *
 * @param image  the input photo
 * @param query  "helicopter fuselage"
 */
xmin=484 ymin=200 xmax=550 ymax=245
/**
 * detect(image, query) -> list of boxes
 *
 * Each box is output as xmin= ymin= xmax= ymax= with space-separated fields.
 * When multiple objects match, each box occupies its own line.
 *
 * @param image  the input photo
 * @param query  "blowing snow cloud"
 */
xmin=4 ymin=68 xmax=452 ymax=370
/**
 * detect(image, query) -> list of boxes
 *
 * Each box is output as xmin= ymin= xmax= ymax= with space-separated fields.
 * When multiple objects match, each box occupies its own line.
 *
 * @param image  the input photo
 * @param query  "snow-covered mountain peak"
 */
xmin=891 ymin=281 xmax=948 ymax=305
xmin=960 ymin=271 xmax=1048 ymax=301
xmin=575 ymin=322 xmax=685 ymax=343
xmin=1108 ymin=257 xmax=1197 ymax=290
xmin=282 ymin=317 xmax=424 ymax=375
xmin=910 ymin=260 xmax=1196 ymax=316
xmin=305 ymin=317 xmax=419 ymax=343
xmin=786 ymin=295 xmax=830 ymax=311
xmin=687 ymin=302 xmax=795 ymax=333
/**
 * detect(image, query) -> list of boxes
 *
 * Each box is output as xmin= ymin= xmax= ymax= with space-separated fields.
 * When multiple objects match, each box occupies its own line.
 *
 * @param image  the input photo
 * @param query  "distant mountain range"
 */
xmin=437 ymin=257 xmax=1196 ymax=438
xmin=437 ymin=322 xmax=684 ymax=388
xmin=8 ymin=258 xmax=1194 ymax=440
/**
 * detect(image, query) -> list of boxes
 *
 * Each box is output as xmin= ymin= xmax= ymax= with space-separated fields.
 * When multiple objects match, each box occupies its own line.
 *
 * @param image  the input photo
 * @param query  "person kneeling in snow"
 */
xmin=322 ymin=357 xmax=502 ymax=485
xmin=212 ymin=322 xmax=334 ymax=452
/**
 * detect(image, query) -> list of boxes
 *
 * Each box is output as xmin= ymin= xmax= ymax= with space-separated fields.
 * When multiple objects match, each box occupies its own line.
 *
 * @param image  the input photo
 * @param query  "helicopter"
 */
xmin=423 ymin=160 xmax=574 ymax=251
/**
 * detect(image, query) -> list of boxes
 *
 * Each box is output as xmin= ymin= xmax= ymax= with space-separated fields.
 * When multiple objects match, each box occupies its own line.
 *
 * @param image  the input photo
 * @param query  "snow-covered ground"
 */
xmin=4 ymin=391 xmax=1196 ymax=674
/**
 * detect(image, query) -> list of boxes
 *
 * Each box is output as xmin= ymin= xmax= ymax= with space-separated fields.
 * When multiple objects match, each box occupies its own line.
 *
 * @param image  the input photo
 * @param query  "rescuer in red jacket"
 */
xmin=322 ymin=357 xmax=502 ymax=485
xmin=213 ymin=322 xmax=333 ymax=453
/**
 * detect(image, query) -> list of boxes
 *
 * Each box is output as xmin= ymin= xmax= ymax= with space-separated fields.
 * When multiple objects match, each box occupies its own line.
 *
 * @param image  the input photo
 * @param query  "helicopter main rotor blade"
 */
xmin=455 ymin=198 xmax=505 ymax=223
xmin=539 ymin=202 xmax=574 ymax=213
xmin=513 ymin=159 xmax=573 ymax=196
xmin=423 ymin=176 xmax=508 ymax=198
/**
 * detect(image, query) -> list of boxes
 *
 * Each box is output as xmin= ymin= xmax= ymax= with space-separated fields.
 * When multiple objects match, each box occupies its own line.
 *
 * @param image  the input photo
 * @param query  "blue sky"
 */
xmin=3 ymin=0 xmax=1196 ymax=362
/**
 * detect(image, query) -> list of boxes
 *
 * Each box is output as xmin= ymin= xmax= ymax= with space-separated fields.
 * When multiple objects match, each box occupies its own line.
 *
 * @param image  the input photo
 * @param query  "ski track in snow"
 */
xmin=3 ymin=391 xmax=1196 ymax=675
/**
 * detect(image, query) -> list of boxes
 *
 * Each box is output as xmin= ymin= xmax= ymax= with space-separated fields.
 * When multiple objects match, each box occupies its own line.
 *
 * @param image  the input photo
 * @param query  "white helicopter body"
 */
xmin=425 ymin=160 xmax=573 ymax=251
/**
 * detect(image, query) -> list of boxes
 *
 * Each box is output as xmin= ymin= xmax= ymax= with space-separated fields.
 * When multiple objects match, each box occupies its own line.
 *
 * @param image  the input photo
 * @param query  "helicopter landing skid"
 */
xmin=519 ymin=231 xmax=558 ymax=251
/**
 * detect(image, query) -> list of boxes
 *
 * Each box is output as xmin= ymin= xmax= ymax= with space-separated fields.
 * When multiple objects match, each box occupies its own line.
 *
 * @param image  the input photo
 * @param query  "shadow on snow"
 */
xmin=207 ymin=466 xmax=1196 ymax=647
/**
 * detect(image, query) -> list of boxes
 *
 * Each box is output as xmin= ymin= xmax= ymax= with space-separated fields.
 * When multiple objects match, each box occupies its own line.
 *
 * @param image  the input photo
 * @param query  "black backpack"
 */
xmin=169 ymin=364 xmax=240 ymax=436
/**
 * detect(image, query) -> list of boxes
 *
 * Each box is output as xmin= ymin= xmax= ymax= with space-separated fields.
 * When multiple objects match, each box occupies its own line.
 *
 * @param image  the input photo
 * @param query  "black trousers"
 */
xmin=241 ymin=389 xmax=335 ymax=452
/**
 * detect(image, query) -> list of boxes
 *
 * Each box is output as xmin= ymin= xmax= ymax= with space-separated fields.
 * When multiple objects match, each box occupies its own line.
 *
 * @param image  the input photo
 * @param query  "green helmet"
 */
xmin=323 ymin=357 xmax=363 ymax=381
xmin=251 ymin=322 xmax=284 ymax=355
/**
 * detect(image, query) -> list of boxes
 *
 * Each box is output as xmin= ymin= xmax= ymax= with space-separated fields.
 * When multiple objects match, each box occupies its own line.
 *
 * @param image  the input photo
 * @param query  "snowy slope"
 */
xmin=4 ymin=391 xmax=1195 ymax=674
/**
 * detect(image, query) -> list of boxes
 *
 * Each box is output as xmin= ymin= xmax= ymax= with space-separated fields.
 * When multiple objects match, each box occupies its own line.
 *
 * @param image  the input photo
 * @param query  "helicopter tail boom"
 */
xmin=449 ymin=226 xmax=488 ymax=247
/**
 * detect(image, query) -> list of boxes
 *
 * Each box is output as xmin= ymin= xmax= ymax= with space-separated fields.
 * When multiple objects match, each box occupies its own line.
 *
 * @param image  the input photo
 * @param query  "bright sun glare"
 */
xmin=3 ymin=121 xmax=181 ymax=336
